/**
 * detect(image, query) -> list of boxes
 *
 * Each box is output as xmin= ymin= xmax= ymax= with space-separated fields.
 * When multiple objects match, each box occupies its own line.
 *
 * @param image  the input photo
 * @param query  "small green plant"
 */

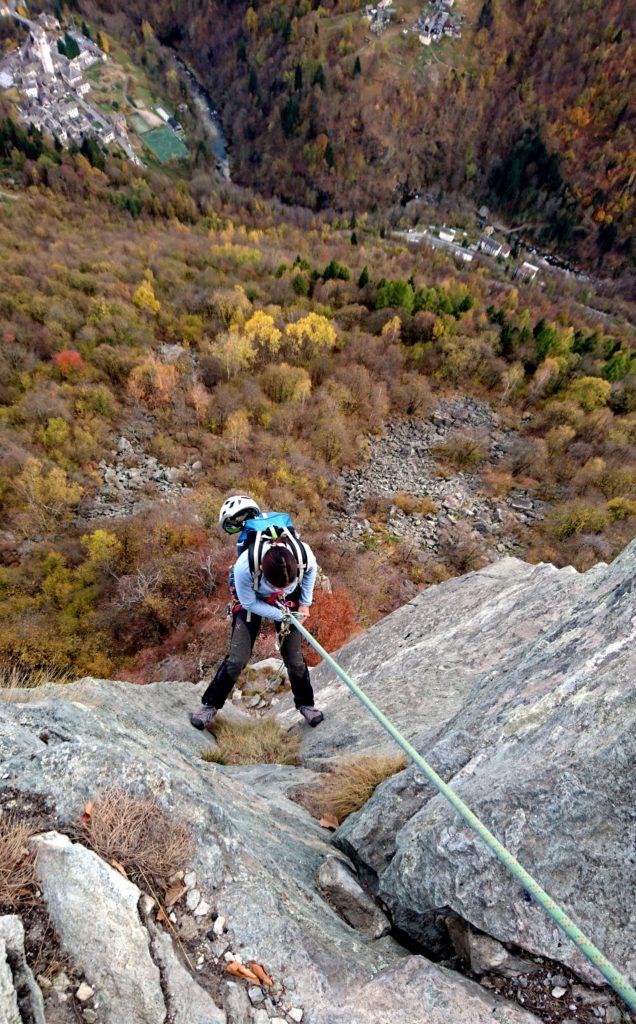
xmin=201 ymin=718 xmax=300 ymax=766
xmin=547 ymin=502 xmax=608 ymax=539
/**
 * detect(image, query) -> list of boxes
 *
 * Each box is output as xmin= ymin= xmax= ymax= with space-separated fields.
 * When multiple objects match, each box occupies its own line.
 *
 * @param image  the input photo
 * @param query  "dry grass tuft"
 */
xmin=0 ymin=662 xmax=71 ymax=702
xmin=393 ymin=492 xmax=438 ymax=516
xmin=201 ymin=717 xmax=300 ymax=766
xmin=75 ymin=786 xmax=193 ymax=894
xmin=432 ymin=435 xmax=488 ymax=470
xmin=0 ymin=813 xmax=38 ymax=910
xmin=304 ymin=754 xmax=408 ymax=825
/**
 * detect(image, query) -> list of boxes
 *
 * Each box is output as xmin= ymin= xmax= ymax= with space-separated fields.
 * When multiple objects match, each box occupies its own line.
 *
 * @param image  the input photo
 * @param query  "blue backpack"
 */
xmin=237 ymin=512 xmax=308 ymax=588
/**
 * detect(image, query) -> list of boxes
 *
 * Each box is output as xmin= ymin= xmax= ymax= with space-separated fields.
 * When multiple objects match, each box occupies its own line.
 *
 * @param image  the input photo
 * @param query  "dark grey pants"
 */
xmin=202 ymin=609 xmax=314 ymax=709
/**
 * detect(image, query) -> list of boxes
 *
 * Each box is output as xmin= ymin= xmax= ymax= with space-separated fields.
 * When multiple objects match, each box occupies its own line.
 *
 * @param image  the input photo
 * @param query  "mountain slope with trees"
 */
xmin=85 ymin=0 xmax=635 ymax=272
xmin=0 ymin=114 xmax=634 ymax=683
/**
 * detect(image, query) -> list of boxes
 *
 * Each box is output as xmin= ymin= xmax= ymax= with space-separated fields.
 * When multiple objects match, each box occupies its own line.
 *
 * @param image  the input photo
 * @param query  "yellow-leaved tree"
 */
xmin=224 ymin=410 xmax=250 ymax=455
xmin=214 ymin=331 xmax=256 ymax=379
xmin=14 ymin=458 xmax=83 ymax=530
xmin=284 ymin=313 xmax=337 ymax=360
xmin=244 ymin=311 xmax=282 ymax=356
xmin=133 ymin=273 xmax=161 ymax=315
xmin=261 ymin=363 xmax=312 ymax=404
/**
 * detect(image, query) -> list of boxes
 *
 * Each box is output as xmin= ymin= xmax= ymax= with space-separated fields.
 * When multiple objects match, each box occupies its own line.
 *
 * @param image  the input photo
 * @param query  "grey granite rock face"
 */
xmin=279 ymin=556 xmax=590 ymax=766
xmin=32 ymin=833 xmax=225 ymax=1024
xmin=326 ymin=954 xmax=543 ymax=1024
xmin=330 ymin=542 xmax=636 ymax=985
xmin=0 ymin=675 xmax=541 ymax=1024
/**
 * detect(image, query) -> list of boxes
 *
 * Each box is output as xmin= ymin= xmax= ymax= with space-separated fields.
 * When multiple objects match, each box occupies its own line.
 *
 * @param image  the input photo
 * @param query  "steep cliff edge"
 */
xmin=0 ymin=544 xmax=634 ymax=1023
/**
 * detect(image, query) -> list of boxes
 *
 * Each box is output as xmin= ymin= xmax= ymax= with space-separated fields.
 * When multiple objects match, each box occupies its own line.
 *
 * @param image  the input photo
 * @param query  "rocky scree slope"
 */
xmin=334 ymin=395 xmax=547 ymax=558
xmin=1 ymin=544 xmax=634 ymax=1023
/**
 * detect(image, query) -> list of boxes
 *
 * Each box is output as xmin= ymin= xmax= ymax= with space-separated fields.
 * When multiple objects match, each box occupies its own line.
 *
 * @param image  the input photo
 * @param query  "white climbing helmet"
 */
xmin=219 ymin=494 xmax=261 ymax=535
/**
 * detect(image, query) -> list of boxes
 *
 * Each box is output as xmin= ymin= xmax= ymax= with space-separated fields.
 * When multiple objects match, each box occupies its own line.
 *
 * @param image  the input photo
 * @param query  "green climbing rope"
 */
xmin=284 ymin=610 xmax=636 ymax=1012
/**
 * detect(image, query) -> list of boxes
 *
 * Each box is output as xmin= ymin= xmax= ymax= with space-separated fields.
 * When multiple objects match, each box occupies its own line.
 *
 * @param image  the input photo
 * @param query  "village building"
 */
xmin=0 ymin=7 xmax=134 ymax=158
xmin=516 ymin=261 xmax=539 ymax=282
xmin=478 ymin=235 xmax=503 ymax=258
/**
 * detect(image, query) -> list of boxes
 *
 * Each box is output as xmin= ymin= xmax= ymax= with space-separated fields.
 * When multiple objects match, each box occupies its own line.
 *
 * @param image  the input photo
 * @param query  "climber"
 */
xmin=191 ymin=495 xmax=324 ymax=730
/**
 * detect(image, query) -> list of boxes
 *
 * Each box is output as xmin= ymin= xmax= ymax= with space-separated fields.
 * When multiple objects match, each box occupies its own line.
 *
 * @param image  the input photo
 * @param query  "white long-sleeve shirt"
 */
xmin=232 ymin=544 xmax=317 ymax=621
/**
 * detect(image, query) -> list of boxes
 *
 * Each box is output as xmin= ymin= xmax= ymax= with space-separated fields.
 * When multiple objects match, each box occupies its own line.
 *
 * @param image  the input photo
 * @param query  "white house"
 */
xmin=517 ymin=261 xmax=539 ymax=281
xmin=439 ymin=227 xmax=456 ymax=242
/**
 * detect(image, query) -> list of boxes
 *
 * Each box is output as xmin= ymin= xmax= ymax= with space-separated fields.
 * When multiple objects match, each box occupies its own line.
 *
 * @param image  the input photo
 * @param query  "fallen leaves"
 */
xmin=247 ymin=961 xmax=273 ymax=986
xmin=164 ymin=880 xmax=188 ymax=909
xmin=109 ymin=859 xmax=128 ymax=879
xmin=319 ymin=814 xmax=339 ymax=831
xmin=224 ymin=960 xmax=274 ymax=987
xmin=224 ymin=962 xmax=260 ymax=984
xmin=81 ymin=801 xmax=93 ymax=823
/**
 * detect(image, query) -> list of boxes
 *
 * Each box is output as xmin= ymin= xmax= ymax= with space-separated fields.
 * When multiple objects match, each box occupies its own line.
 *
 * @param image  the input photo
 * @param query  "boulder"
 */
xmin=445 ymin=916 xmax=540 ymax=978
xmin=317 ymin=856 xmax=390 ymax=939
xmin=0 ymin=916 xmax=45 ymax=1024
xmin=331 ymin=543 xmax=635 ymax=984
xmin=31 ymin=832 xmax=166 ymax=1024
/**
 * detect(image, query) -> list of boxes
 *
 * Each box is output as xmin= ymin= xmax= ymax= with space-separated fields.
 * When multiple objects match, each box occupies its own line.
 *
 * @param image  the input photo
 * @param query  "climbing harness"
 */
xmin=282 ymin=609 xmax=636 ymax=1013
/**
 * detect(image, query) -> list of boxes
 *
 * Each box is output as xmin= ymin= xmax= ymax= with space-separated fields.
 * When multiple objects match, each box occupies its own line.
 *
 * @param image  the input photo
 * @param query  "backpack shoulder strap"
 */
xmin=280 ymin=528 xmax=308 ymax=584
xmin=248 ymin=532 xmax=266 ymax=589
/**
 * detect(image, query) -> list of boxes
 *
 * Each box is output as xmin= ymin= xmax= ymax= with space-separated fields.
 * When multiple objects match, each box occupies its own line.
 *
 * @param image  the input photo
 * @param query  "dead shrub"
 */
xmin=0 ymin=813 xmax=37 ymax=910
xmin=76 ymin=786 xmax=193 ymax=894
xmin=201 ymin=718 xmax=299 ymax=766
xmin=393 ymin=492 xmax=437 ymax=516
xmin=303 ymin=754 xmax=407 ymax=825
xmin=0 ymin=661 xmax=71 ymax=696
xmin=432 ymin=434 xmax=487 ymax=471
xmin=480 ymin=467 xmax=515 ymax=497
xmin=438 ymin=524 xmax=489 ymax=575
xmin=360 ymin=494 xmax=392 ymax=519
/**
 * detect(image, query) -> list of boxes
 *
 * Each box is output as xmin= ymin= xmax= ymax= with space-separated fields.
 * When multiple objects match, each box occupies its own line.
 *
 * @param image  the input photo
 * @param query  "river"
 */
xmin=174 ymin=55 xmax=231 ymax=181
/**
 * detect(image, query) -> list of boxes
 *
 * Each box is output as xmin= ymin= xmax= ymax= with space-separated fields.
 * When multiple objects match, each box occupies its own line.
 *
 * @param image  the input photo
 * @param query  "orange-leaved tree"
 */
xmin=302 ymin=588 xmax=358 ymax=667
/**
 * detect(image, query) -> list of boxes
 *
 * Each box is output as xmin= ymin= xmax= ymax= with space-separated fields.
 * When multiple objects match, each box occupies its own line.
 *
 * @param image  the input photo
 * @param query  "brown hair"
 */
xmin=261 ymin=544 xmax=298 ymax=588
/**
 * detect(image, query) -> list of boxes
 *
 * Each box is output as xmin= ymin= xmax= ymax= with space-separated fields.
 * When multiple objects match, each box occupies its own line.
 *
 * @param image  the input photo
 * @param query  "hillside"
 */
xmin=85 ymin=0 xmax=636 ymax=272
xmin=1 ymin=547 xmax=634 ymax=1023
xmin=0 ymin=95 xmax=635 ymax=683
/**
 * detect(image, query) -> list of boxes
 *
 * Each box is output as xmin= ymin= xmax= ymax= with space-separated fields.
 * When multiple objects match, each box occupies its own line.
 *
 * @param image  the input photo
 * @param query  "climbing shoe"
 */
xmin=298 ymin=706 xmax=324 ymax=728
xmin=190 ymin=706 xmax=218 ymax=730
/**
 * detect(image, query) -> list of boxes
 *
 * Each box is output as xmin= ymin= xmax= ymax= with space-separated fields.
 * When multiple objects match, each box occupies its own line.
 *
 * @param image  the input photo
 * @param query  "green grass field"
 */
xmin=141 ymin=127 xmax=188 ymax=163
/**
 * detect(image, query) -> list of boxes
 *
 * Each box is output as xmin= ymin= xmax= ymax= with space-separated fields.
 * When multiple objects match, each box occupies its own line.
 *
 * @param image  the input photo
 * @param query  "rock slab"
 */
xmin=317 ymin=856 xmax=390 ymax=939
xmin=333 ymin=542 xmax=636 ymax=984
